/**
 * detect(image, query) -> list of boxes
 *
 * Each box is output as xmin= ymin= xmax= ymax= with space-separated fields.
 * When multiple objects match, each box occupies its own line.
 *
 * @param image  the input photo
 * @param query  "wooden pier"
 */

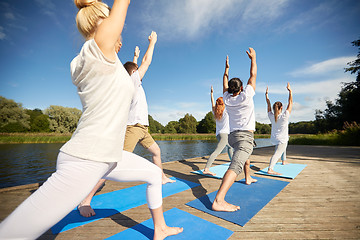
xmin=1 ymin=145 xmax=359 ymax=239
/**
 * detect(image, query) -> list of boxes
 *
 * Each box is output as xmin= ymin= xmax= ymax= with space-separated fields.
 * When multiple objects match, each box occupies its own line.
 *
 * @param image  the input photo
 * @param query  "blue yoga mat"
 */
xmin=192 ymin=163 xmax=230 ymax=179
xmin=51 ymin=177 xmax=199 ymax=234
xmin=254 ymin=163 xmax=307 ymax=179
xmin=186 ymin=176 xmax=289 ymax=226
xmin=105 ymin=208 xmax=233 ymax=240
xmin=192 ymin=163 xmax=254 ymax=179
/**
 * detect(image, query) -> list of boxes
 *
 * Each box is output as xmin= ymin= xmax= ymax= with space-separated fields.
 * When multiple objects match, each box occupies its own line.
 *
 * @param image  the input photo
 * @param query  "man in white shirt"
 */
xmin=123 ymin=31 xmax=175 ymax=185
xmin=212 ymin=49 xmax=257 ymax=212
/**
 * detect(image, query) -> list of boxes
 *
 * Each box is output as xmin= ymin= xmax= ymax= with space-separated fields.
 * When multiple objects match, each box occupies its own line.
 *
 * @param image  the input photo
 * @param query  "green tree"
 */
xmin=148 ymin=115 xmax=164 ymax=133
xmin=26 ymin=108 xmax=50 ymax=132
xmin=44 ymin=105 xmax=82 ymax=133
xmin=255 ymin=121 xmax=271 ymax=134
xmin=315 ymin=38 xmax=360 ymax=131
xmin=0 ymin=96 xmax=30 ymax=132
xmin=289 ymin=121 xmax=316 ymax=134
xmin=163 ymin=121 xmax=179 ymax=133
xmin=178 ymin=113 xmax=197 ymax=133
xmin=197 ymin=111 xmax=215 ymax=133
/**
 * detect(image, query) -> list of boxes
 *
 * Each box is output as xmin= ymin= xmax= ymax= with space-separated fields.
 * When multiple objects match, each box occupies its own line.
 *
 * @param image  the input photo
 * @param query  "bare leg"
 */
xmin=147 ymin=143 xmax=175 ymax=184
xmin=244 ymin=159 xmax=257 ymax=185
xmin=78 ymin=178 xmax=106 ymax=217
xmin=202 ymin=167 xmax=216 ymax=176
xmin=212 ymin=169 xmax=240 ymax=212
xmin=151 ymin=206 xmax=183 ymax=240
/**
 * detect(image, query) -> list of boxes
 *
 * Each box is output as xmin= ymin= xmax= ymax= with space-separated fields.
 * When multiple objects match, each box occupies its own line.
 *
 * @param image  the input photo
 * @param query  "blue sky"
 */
xmin=0 ymin=0 xmax=359 ymax=126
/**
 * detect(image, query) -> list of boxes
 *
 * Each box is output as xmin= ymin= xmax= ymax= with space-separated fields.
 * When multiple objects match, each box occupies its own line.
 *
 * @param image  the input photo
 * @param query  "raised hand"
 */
xmin=211 ymin=86 xmax=214 ymax=94
xmin=265 ymin=86 xmax=269 ymax=95
xmin=134 ymin=46 xmax=140 ymax=58
xmin=246 ymin=47 xmax=256 ymax=60
xmin=225 ymin=55 xmax=229 ymax=69
xmin=287 ymin=82 xmax=292 ymax=92
xmin=148 ymin=31 xmax=157 ymax=44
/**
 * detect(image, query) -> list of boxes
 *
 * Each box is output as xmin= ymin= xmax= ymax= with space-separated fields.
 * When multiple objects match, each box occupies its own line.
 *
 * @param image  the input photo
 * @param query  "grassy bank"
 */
xmin=289 ymin=126 xmax=360 ymax=146
xmin=0 ymin=133 xmax=270 ymax=144
xmin=1 ymin=131 xmax=359 ymax=146
xmin=0 ymin=133 xmax=72 ymax=144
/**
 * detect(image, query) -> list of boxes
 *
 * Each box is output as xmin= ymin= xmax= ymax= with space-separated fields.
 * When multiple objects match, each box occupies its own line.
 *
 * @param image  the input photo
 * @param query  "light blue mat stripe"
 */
xmin=186 ymin=176 xmax=289 ymax=226
xmin=51 ymin=177 xmax=199 ymax=234
xmin=105 ymin=208 xmax=233 ymax=240
xmin=191 ymin=163 xmax=230 ymax=179
xmin=192 ymin=163 xmax=254 ymax=179
xmin=254 ymin=163 xmax=307 ymax=179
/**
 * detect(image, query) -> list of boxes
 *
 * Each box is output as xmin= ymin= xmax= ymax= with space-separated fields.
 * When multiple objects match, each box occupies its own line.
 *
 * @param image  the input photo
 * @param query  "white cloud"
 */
xmin=35 ymin=0 xmax=63 ymax=28
xmin=0 ymin=26 xmax=6 ymax=40
xmin=4 ymin=12 xmax=15 ymax=20
xmin=289 ymin=56 xmax=356 ymax=77
xmin=138 ymin=0 xmax=289 ymax=41
xmin=149 ymin=101 xmax=209 ymax=125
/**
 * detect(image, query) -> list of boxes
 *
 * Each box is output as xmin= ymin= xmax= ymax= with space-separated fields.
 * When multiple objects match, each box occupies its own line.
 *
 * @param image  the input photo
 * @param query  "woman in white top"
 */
xmin=0 ymin=1 xmax=182 ymax=239
xmin=203 ymin=86 xmax=233 ymax=176
xmin=265 ymin=83 xmax=293 ymax=175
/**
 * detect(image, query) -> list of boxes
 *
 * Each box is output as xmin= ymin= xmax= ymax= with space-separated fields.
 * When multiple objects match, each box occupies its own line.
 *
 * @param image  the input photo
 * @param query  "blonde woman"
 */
xmin=265 ymin=83 xmax=293 ymax=175
xmin=202 ymin=86 xmax=233 ymax=176
xmin=0 ymin=1 xmax=182 ymax=239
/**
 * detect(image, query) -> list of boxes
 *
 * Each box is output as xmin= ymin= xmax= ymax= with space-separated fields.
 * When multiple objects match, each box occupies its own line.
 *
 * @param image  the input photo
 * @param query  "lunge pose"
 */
xmin=212 ymin=50 xmax=257 ymax=212
xmin=265 ymin=83 xmax=293 ymax=175
xmin=202 ymin=86 xmax=233 ymax=176
xmin=79 ymin=34 xmax=176 ymax=218
xmin=123 ymin=35 xmax=175 ymax=185
xmin=0 ymin=1 xmax=182 ymax=239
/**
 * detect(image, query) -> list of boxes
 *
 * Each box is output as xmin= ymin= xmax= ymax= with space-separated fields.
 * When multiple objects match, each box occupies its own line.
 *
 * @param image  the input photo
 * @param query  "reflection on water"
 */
xmin=0 ymin=138 xmax=272 ymax=188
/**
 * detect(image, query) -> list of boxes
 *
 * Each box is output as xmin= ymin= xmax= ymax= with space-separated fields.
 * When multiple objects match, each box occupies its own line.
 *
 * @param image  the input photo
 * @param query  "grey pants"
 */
xmin=205 ymin=133 xmax=233 ymax=169
xmin=228 ymin=130 xmax=254 ymax=175
xmin=269 ymin=142 xmax=288 ymax=170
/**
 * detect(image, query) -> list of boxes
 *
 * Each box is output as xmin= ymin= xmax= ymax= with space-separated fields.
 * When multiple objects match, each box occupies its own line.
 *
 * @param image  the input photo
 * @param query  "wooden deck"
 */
xmin=1 ymin=145 xmax=360 ymax=239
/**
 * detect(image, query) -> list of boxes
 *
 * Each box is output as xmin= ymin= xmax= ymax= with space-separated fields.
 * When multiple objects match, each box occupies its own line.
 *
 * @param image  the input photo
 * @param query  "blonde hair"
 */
xmin=74 ymin=0 xmax=110 ymax=39
xmin=214 ymin=97 xmax=225 ymax=120
xmin=273 ymin=101 xmax=283 ymax=123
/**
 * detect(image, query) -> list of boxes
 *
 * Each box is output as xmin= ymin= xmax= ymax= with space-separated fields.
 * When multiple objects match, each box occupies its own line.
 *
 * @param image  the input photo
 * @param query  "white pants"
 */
xmin=0 ymin=151 xmax=162 ymax=240
xmin=269 ymin=142 xmax=288 ymax=170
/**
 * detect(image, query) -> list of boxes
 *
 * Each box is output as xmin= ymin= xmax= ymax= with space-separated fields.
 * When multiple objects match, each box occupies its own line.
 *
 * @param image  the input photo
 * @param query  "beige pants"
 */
xmin=123 ymin=124 xmax=155 ymax=152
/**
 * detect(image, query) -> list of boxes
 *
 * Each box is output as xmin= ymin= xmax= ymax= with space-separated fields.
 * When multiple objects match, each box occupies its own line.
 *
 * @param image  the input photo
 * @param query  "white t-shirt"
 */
xmin=127 ymin=70 xmax=149 ymax=126
xmin=224 ymin=85 xmax=256 ymax=132
xmin=268 ymin=110 xmax=290 ymax=145
xmin=215 ymin=109 xmax=230 ymax=136
xmin=60 ymin=39 xmax=134 ymax=163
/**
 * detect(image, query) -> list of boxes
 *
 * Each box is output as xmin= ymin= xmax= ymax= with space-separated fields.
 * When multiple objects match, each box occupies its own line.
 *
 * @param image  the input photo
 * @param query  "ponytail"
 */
xmin=214 ymin=97 xmax=225 ymax=120
xmin=273 ymin=101 xmax=283 ymax=123
xmin=74 ymin=0 xmax=110 ymax=39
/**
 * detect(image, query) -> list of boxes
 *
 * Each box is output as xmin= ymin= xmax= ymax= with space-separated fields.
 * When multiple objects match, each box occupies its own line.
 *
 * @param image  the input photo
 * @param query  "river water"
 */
xmin=0 ymin=139 xmax=272 ymax=189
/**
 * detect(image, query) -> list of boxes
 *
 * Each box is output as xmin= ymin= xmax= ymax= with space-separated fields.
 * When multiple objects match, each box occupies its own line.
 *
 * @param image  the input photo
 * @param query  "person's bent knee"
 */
xmin=228 ymin=165 xmax=242 ymax=175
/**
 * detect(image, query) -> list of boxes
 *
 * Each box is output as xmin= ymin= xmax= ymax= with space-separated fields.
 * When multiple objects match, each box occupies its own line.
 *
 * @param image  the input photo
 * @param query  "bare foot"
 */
xmin=282 ymin=161 xmax=289 ymax=165
xmin=153 ymin=225 xmax=183 ymax=240
xmin=267 ymin=169 xmax=282 ymax=175
xmin=212 ymin=199 xmax=240 ymax=212
xmin=245 ymin=177 xmax=258 ymax=185
xmin=78 ymin=204 xmax=95 ymax=217
xmin=202 ymin=170 xmax=216 ymax=176
xmin=162 ymin=176 xmax=176 ymax=185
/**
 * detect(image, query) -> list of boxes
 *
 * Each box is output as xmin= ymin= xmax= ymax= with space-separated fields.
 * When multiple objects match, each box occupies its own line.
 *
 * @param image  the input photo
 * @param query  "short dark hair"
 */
xmin=228 ymin=78 xmax=243 ymax=94
xmin=123 ymin=62 xmax=138 ymax=75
